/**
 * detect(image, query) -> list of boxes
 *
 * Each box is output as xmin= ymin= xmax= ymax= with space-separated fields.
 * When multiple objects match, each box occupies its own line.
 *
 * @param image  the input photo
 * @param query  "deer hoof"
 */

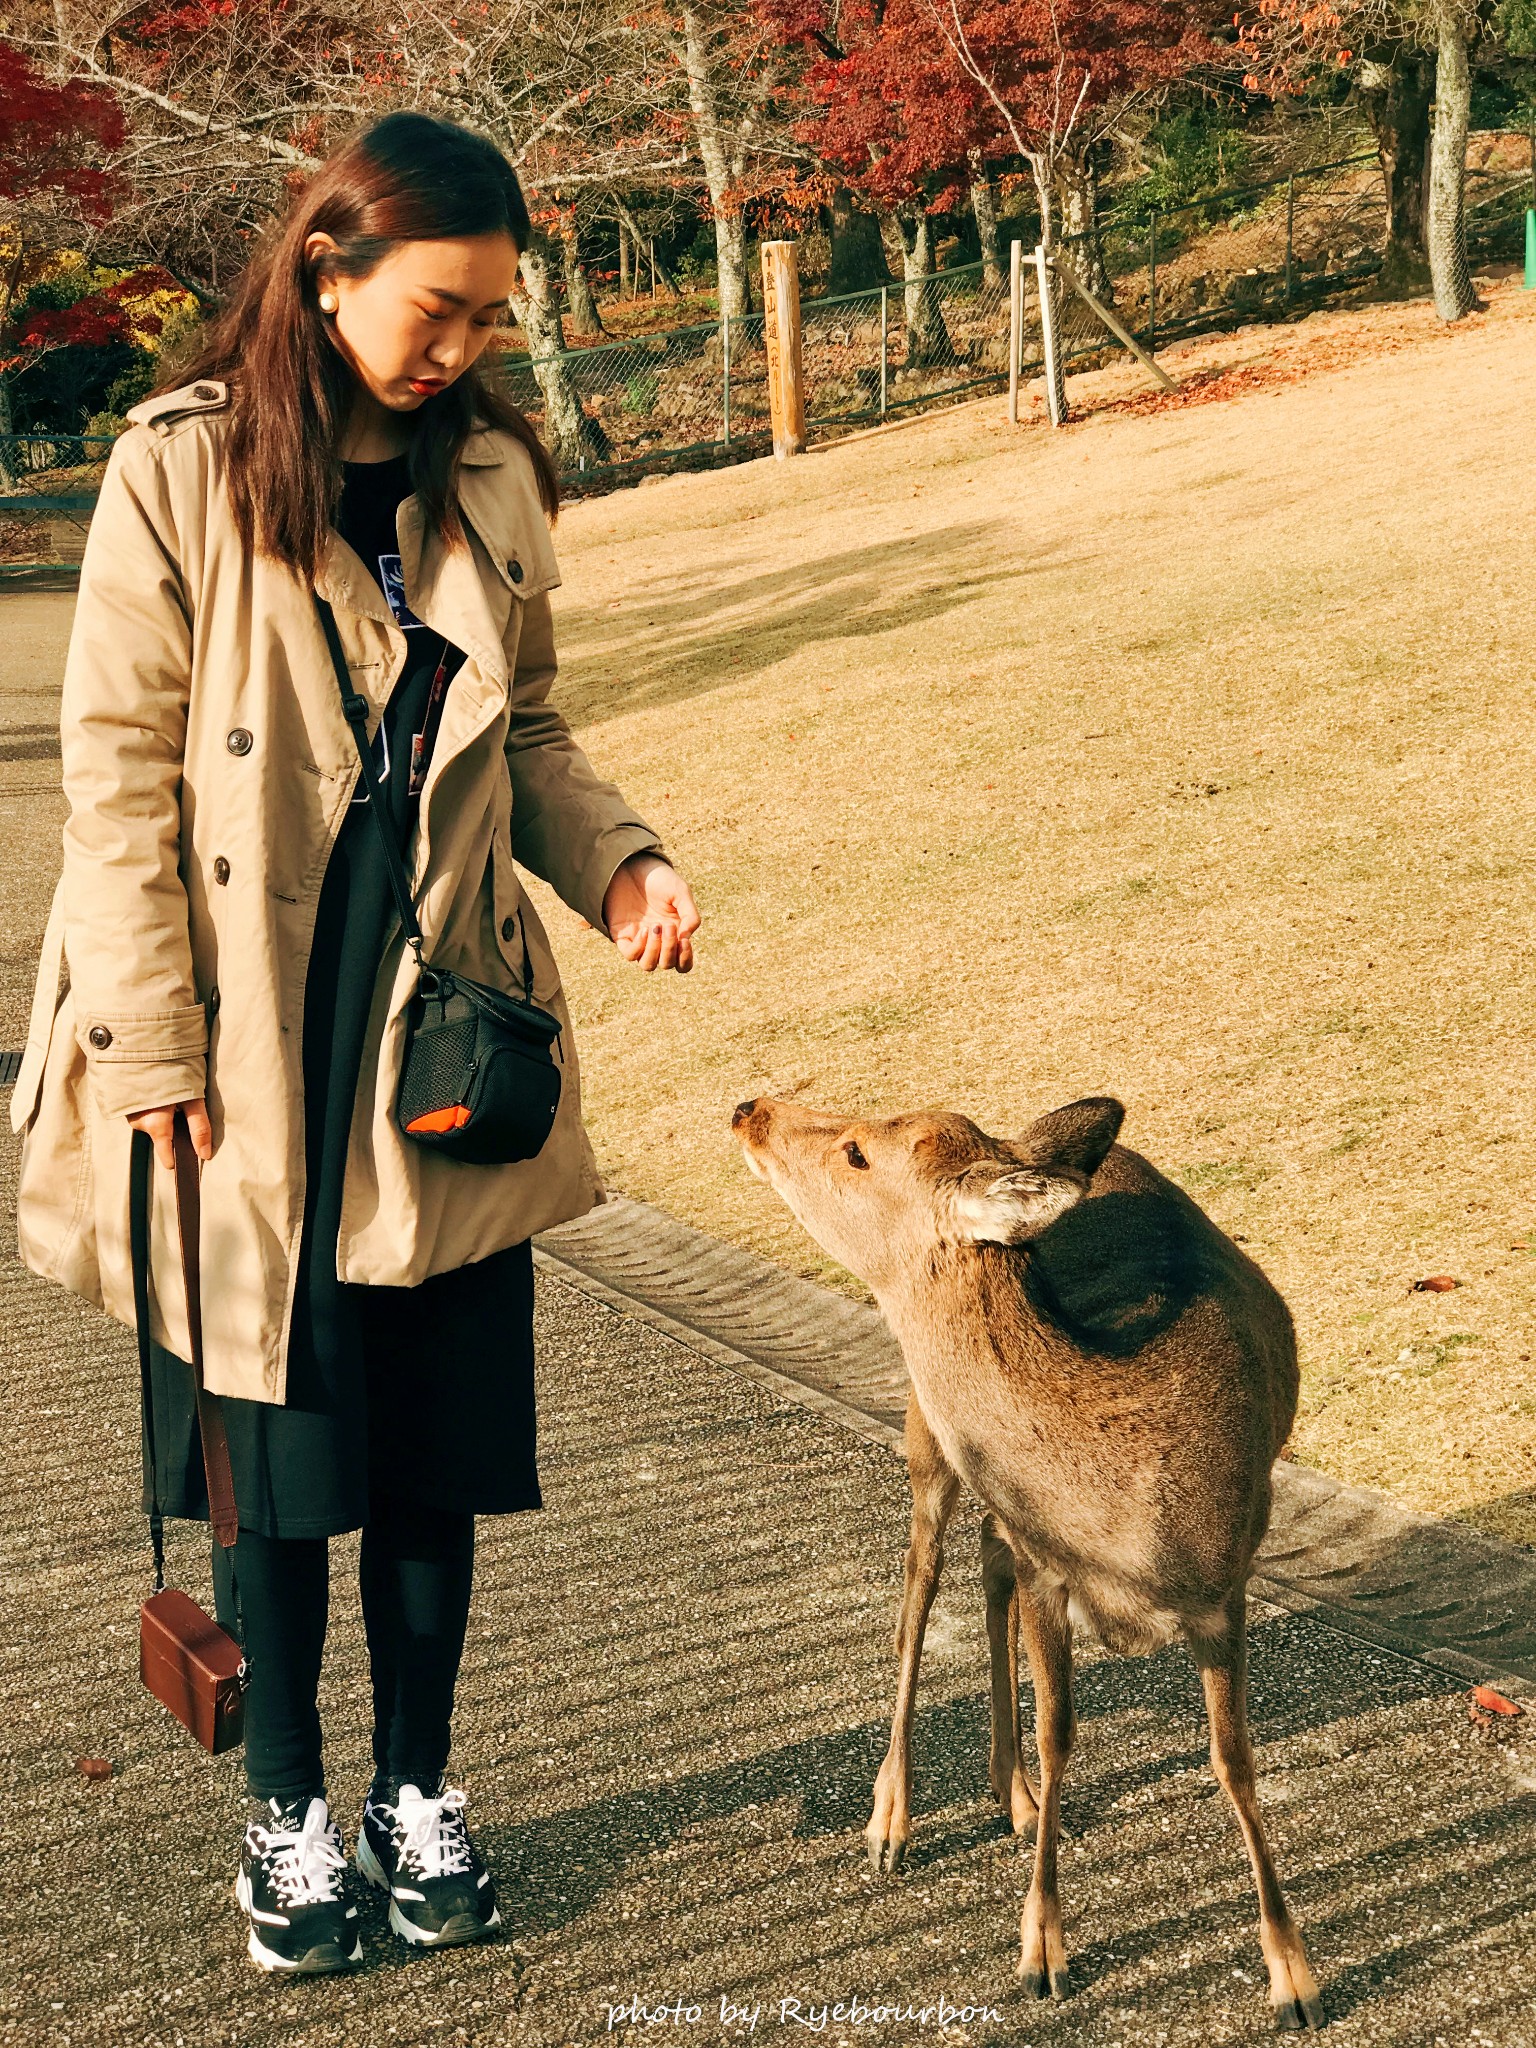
xmin=1016 ymin=1966 xmax=1069 ymax=2002
xmin=1272 ymin=1992 xmax=1325 ymax=2033
xmin=865 ymin=1833 xmax=907 ymax=1875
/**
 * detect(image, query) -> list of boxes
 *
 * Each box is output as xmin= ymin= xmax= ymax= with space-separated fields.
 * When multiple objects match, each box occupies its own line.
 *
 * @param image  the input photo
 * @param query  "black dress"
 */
xmin=141 ymin=452 xmax=543 ymax=1540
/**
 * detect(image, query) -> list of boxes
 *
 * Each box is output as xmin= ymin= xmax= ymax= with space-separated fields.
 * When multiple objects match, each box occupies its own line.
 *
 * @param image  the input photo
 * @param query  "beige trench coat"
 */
xmin=11 ymin=377 xmax=663 ymax=1403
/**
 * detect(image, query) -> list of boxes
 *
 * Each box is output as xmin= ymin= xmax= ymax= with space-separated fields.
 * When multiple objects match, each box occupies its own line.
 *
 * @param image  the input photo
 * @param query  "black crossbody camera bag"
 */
xmin=314 ymin=592 xmax=563 ymax=1166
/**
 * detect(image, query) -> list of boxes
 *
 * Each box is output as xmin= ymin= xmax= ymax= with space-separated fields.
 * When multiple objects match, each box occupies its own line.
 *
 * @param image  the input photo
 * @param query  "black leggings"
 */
xmin=213 ymin=1495 xmax=475 ymax=1804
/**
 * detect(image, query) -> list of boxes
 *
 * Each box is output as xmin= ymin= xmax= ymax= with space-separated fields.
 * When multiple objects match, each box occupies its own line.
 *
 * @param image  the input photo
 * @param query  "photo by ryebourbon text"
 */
xmin=603 ymin=1993 xmax=1005 ymax=2031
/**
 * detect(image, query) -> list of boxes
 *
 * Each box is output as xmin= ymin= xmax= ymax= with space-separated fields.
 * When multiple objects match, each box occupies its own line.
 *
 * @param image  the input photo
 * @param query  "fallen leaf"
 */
xmin=1471 ymin=1685 xmax=1523 ymax=1718
xmin=74 ymin=1756 xmax=112 ymax=1781
xmin=1413 ymin=1275 xmax=1458 ymax=1292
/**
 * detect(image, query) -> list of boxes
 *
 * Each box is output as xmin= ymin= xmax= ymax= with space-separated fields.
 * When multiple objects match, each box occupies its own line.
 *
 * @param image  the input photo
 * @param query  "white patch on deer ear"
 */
xmin=944 ymin=1168 xmax=1084 ymax=1245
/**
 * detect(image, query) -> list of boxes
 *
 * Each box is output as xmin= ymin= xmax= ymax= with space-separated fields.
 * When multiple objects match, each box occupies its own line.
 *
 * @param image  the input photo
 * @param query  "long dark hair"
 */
xmin=160 ymin=111 xmax=558 ymax=582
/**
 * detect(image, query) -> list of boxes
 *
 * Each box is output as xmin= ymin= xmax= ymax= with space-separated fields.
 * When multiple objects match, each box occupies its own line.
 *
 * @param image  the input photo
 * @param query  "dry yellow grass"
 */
xmin=525 ymin=274 xmax=1536 ymax=1545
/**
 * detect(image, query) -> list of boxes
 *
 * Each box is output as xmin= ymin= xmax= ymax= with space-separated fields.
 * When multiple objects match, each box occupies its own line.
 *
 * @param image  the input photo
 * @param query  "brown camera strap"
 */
xmin=131 ymin=1117 xmax=239 ymax=1586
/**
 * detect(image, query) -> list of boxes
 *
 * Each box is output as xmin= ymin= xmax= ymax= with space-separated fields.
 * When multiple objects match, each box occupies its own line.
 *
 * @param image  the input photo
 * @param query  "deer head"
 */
xmin=730 ymin=1095 xmax=1125 ymax=1297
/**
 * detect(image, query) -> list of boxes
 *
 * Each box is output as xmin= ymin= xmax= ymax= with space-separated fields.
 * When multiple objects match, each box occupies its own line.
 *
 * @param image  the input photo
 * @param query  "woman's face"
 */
xmin=307 ymin=229 xmax=523 ymax=413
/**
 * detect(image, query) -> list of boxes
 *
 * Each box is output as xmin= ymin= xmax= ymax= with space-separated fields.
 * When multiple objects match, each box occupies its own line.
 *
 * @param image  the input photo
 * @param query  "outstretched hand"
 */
xmin=602 ymin=853 xmax=700 ymax=972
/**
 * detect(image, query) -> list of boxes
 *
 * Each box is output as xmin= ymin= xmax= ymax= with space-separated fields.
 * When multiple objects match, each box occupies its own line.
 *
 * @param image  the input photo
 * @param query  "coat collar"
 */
xmin=459 ymin=418 xmax=508 ymax=465
xmin=314 ymin=483 xmax=512 ymax=687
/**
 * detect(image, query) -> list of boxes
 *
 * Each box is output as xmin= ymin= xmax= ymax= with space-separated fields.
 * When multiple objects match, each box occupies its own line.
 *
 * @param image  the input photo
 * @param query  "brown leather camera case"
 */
xmin=140 ymin=1587 xmax=246 ymax=1753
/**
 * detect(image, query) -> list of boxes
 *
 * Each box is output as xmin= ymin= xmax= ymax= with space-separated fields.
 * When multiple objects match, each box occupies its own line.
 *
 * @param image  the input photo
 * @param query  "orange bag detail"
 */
xmin=405 ymin=1104 xmax=473 ymax=1135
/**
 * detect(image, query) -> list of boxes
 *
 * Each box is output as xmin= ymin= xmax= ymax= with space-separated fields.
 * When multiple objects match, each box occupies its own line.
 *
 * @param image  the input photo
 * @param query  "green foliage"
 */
xmin=145 ymin=296 xmax=205 ymax=379
xmin=1498 ymin=0 xmax=1536 ymax=60
xmin=103 ymin=349 xmax=156 ymax=416
xmin=14 ymin=276 xmax=82 ymax=319
xmin=673 ymin=225 xmax=722 ymax=288
xmin=623 ymin=370 xmax=661 ymax=415
xmin=1124 ymin=104 xmax=1257 ymax=217
xmin=1472 ymin=61 xmax=1536 ymax=124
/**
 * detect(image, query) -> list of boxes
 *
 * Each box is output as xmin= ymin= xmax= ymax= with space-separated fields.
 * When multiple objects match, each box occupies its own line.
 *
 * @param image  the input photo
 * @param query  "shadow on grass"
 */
xmin=556 ymin=521 xmax=1093 ymax=727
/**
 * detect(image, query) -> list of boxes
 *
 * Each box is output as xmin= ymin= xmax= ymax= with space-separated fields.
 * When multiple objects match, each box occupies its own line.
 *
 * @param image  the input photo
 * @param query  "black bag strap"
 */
xmin=312 ymin=589 xmax=536 ymax=1004
xmin=312 ymin=591 xmax=427 ymax=968
xmin=132 ymin=1118 xmax=239 ymax=1589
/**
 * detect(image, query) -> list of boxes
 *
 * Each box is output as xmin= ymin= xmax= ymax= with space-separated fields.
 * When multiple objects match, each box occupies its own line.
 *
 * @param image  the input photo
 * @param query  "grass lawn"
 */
xmin=525 ymin=273 xmax=1536 ymax=1545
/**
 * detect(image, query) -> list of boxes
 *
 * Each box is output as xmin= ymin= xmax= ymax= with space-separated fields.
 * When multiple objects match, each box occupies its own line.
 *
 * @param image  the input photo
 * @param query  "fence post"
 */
xmin=879 ymin=286 xmax=889 ymax=417
xmin=1147 ymin=208 xmax=1158 ymax=350
xmin=761 ymin=241 xmax=806 ymax=457
xmin=1285 ymin=176 xmax=1296 ymax=302
xmin=722 ymin=313 xmax=732 ymax=443
xmin=1007 ymin=239 xmax=1023 ymax=424
xmin=1033 ymin=244 xmax=1068 ymax=427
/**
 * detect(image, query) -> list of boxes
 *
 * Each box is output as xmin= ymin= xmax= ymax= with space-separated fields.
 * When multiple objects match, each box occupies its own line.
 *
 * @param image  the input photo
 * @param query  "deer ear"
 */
xmin=1015 ymin=1096 xmax=1124 ymax=1178
xmin=944 ymin=1165 xmax=1086 ymax=1246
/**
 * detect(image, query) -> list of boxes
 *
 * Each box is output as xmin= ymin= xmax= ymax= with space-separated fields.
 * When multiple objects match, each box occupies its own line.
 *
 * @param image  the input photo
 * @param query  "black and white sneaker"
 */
xmin=235 ymin=1795 xmax=362 ymax=1974
xmin=356 ymin=1777 xmax=500 ymax=1947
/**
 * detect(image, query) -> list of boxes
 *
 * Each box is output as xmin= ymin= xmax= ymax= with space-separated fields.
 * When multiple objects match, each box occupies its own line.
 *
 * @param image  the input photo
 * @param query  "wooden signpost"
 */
xmin=760 ymin=240 xmax=806 ymax=459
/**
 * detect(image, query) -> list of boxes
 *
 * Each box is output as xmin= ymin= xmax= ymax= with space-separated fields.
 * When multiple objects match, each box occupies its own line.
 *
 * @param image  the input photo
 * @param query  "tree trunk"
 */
xmin=684 ymin=4 xmax=757 ymax=319
xmin=968 ymin=157 xmax=1003 ymax=288
xmin=710 ymin=213 xmax=751 ymax=321
xmin=1057 ymin=145 xmax=1109 ymax=300
xmin=891 ymin=206 xmax=957 ymax=369
xmin=512 ymin=240 xmax=611 ymax=468
xmin=828 ymin=186 xmax=888 ymax=293
xmin=612 ymin=198 xmax=681 ymax=298
xmin=0 ymin=374 xmax=15 ymax=490
xmin=618 ymin=220 xmax=630 ymax=298
xmin=1427 ymin=9 xmax=1478 ymax=321
xmin=560 ymin=217 xmax=607 ymax=338
xmin=681 ymin=4 xmax=753 ymax=321
xmin=1358 ymin=50 xmax=1432 ymax=292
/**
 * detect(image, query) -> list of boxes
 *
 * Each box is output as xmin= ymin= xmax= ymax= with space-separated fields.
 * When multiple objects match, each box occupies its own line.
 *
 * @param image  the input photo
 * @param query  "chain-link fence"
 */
xmin=485 ymin=258 xmax=1014 ymax=486
xmin=3 ymin=133 xmax=1534 ymax=553
xmin=0 ymin=434 xmax=114 ymax=568
xmin=1052 ymin=135 xmax=1535 ymax=363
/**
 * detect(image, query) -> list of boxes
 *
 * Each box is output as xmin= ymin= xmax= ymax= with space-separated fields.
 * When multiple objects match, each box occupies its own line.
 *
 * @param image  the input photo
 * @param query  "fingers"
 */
xmin=614 ymin=917 xmax=693 ymax=972
xmin=184 ymin=1097 xmax=214 ymax=1163
xmin=127 ymin=1106 xmax=178 ymax=1173
xmin=127 ymin=1099 xmax=214 ymax=1171
xmin=612 ymin=872 xmax=701 ymax=973
xmin=673 ymin=882 xmax=702 ymax=940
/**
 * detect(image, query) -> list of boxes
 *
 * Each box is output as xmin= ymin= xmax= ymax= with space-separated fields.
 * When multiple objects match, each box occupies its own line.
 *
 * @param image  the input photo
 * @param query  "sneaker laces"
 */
xmin=249 ymin=1798 xmax=347 ymax=1908
xmin=393 ymin=1784 xmax=474 ymax=1880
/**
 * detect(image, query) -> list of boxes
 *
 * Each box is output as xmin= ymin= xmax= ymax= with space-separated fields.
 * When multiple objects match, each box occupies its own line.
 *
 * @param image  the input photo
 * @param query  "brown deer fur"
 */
xmin=731 ymin=1092 xmax=1323 ymax=2032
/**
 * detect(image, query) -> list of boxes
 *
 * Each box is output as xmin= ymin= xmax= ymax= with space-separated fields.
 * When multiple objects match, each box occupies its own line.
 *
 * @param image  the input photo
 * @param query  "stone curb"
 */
xmin=535 ymin=1193 xmax=1536 ymax=1699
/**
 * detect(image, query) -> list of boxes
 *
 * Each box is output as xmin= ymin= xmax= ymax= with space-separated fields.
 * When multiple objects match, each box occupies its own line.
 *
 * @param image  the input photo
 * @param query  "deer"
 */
xmin=730 ymin=1092 xmax=1323 ymax=2033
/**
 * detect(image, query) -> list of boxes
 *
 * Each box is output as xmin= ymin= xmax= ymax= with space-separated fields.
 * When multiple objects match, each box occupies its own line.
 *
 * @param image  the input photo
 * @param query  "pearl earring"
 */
xmin=319 ymin=290 xmax=338 ymax=314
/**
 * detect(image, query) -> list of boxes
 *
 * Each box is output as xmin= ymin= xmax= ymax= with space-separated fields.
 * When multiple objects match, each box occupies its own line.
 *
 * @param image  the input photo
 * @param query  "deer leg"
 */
xmin=1189 ymin=1596 xmax=1324 ymax=2033
xmin=981 ymin=1512 xmax=1039 ymax=1837
xmin=1014 ymin=1570 xmax=1074 ymax=2000
xmin=865 ymin=1394 xmax=960 ymax=1875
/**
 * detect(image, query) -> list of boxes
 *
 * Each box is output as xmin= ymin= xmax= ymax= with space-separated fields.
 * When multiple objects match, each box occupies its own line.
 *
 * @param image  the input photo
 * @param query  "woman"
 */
xmin=10 ymin=111 xmax=698 ymax=1973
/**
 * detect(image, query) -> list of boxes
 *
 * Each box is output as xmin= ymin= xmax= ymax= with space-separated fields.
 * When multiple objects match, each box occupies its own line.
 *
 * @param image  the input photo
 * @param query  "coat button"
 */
xmin=501 ymin=916 xmax=517 ymax=941
xmin=226 ymin=727 xmax=253 ymax=756
xmin=88 ymin=1024 xmax=113 ymax=1050
xmin=508 ymin=559 xmax=524 ymax=584
xmin=213 ymin=856 xmax=231 ymax=885
xmin=192 ymin=383 xmax=218 ymax=400
xmin=208 ymin=986 xmax=220 ymax=1017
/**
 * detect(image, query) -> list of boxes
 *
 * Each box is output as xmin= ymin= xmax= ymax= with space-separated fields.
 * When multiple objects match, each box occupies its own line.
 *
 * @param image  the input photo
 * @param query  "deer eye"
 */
xmin=844 ymin=1140 xmax=869 ymax=1170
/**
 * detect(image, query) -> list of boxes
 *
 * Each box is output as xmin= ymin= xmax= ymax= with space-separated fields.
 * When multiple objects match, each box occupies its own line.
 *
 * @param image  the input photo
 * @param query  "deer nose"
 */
xmin=731 ymin=1099 xmax=758 ymax=1129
